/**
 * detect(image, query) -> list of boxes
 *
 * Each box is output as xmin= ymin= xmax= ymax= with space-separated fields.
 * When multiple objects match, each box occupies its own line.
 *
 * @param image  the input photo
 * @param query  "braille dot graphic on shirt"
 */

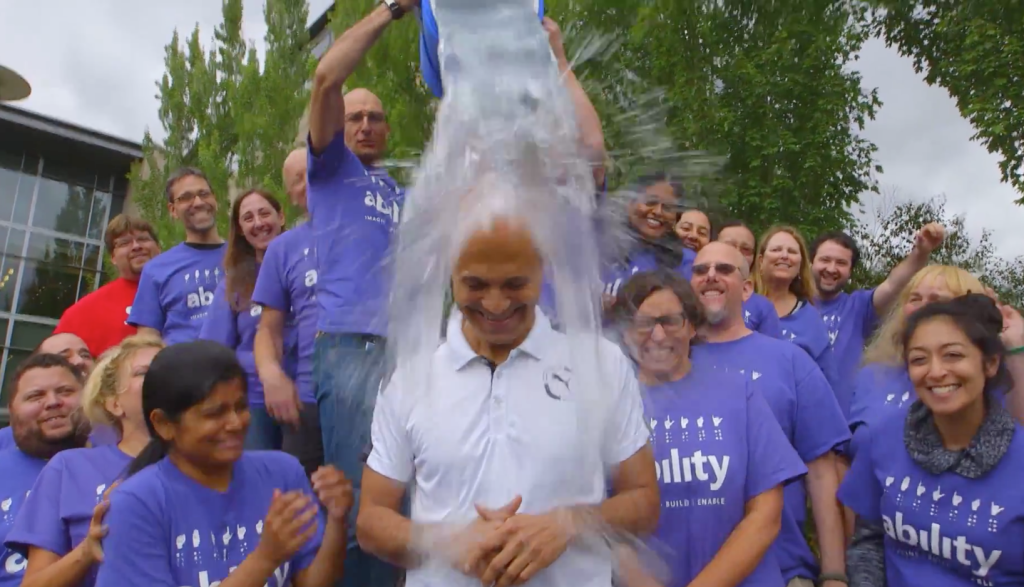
xmin=949 ymin=492 xmax=962 ymax=521
xmin=712 ymin=416 xmax=723 ymax=440
xmin=663 ymin=415 xmax=674 ymax=444
xmin=968 ymin=499 xmax=981 ymax=528
xmin=912 ymin=482 xmax=926 ymax=511
xmin=697 ymin=417 xmax=706 ymax=441
xmin=988 ymin=502 xmax=1004 ymax=533
xmin=883 ymin=476 xmax=895 ymax=493
xmin=896 ymin=477 xmax=910 ymax=506
xmin=680 ymin=417 xmax=689 ymax=442
xmin=930 ymin=486 xmax=944 ymax=517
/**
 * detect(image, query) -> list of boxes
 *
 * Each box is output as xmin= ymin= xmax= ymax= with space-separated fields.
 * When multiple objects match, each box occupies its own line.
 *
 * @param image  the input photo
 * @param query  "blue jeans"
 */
xmin=314 ymin=332 xmax=400 ymax=587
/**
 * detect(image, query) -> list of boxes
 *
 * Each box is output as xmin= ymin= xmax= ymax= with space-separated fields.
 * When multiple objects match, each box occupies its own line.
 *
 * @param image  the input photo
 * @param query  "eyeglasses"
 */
xmin=692 ymin=262 xmax=740 ymax=277
xmin=639 ymin=199 xmax=683 ymax=214
xmin=633 ymin=314 xmax=687 ymax=337
xmin=346 ymin=111 xmax=387 ymax=125
xmin=113 ymin=234 xmax=155 ymax=249
xmin=173 ymin=189 xmax=214 ymax=206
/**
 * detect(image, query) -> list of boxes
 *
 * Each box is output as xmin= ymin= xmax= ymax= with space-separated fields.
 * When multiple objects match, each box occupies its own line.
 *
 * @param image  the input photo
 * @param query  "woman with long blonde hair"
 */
xmin=5 ymin=334 xmax=164 ymax=587
xmin=755 ymin=225 xmax=839 ymax=392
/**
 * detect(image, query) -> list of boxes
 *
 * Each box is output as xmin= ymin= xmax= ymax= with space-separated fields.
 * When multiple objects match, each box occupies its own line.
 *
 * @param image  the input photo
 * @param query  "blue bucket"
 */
xmin=418 ymin=0 xmax=545 ymax=98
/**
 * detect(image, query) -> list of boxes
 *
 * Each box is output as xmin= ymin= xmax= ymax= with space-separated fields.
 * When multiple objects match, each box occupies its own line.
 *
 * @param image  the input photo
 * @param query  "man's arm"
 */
xmin=355 ymin=468 xmax=415 ymax=567
xmin=581 ymin=445 xmax=659 ymax=536
xmin=806 ymin=452 xmax=847 ymax=587
xmin=871 ymin=222 xmax=945 ymax=314
xmin=254 ymin=308 xmax=286 ymax=380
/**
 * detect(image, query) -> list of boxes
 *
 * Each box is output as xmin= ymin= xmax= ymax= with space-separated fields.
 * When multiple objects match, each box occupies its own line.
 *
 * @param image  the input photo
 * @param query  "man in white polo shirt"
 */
xmin=356 ymin=218 xmax=658 ymax=587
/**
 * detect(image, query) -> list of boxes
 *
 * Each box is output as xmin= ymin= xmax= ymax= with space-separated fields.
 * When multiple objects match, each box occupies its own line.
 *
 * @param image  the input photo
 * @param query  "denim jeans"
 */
xmin=246 ymin=403 xmax=324 ymax=478
xmin=314 ymin=332 xmax=400 ymax=587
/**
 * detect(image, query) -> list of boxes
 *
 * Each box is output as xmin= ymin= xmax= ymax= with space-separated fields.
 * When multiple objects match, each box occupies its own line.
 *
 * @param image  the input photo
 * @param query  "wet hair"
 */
xmin=810 ymin=230 xmax=860 ymax=269
xmin=127 ymin=341 xmax=247 ymax=476
xmin=614 ymin=268 xmax=707 ymax=332
xmin=104 ymin=214 xmax=158 ymax=253
xmin=9 ymin=353 xmax=83 ymax=407
xmin=82 ymin=335 xmax=166 ymax=436
xmin=165 ymin=167 xmax=211 ymax=203
xmin=224 ymin=189 xmax=284 ymax=311
xmin=902 ymin=294 xmax=1014 ymax=395
xmin=754 ymin=225 xmax=818 ymax=303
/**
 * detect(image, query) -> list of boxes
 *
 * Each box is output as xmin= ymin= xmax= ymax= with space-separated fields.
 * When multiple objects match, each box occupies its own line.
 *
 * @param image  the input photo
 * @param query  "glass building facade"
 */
xmin=0 ymin=104 xmax=139 ymax=408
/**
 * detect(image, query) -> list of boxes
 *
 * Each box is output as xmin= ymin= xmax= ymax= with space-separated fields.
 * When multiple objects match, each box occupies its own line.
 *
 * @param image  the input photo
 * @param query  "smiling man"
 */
xmin=128 ymin=167 xmax=227 ymax=345
xmin=55 ymin=215 xmax=161 ymax=358
xmin=0 ymin=353 xmax=89 ymax=587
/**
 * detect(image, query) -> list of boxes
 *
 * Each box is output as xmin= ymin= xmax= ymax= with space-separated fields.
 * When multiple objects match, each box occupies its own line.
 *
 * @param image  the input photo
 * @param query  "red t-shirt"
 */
xmin=54 ymin=277 xmax=139 ymax=357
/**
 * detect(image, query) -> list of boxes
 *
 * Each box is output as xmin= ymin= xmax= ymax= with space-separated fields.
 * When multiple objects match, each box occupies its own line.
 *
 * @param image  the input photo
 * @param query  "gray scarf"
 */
xmin=904 ymin=397 xmax=1015 ymax=479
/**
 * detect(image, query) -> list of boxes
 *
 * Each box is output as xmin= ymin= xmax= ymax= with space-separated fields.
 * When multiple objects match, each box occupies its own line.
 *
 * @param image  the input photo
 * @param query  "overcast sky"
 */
xmin=2 ymin=0 xmax=1021 ymax=258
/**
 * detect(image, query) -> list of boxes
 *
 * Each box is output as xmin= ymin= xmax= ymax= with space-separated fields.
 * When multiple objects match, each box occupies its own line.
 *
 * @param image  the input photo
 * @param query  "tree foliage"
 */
xmin=850 ymin=189 xmax=1024 ymax=308
xmin=872 ymin=1 xmax=1024 ymax=203
xmin=128 ymin=0 xmax=314 ymax=247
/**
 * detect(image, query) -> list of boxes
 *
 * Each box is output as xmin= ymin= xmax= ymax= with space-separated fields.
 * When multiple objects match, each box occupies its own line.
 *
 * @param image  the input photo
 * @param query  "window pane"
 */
xmin=0 ymin=228 xmax=24 ymax=313
xmin=87 ymin=191 xmax=112 ymax=240
xmin=25 ymin=233 xmax=98 ymax=268
xmin=16 ymin=260 xmax=83 ymax=320
xmin=32 ymin=178 xmax=94 ymax=238
xmin=1 ymin=349 xmax=31 ymax=405
xmin=8 ymin=320 xmax=49 ymax=350
xmin=78 ymin=271 xmax=101 ymax=299
xmin=0 ymin=153 xmax=36 ymax=226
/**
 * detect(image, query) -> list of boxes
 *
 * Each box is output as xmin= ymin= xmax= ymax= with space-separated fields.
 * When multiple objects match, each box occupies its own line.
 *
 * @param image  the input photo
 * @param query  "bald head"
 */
xmin=456 ymin=219 xmax=542 ymax=273
xmin=343 ymin=88 xmax=389 ymax=165
xmin=283 ymin=148 xmax=307 ymax=209
xmin=35 ymin=333 xmax=94 ymax=377
xmin=696 ymin=242 xmax=750 ymax=279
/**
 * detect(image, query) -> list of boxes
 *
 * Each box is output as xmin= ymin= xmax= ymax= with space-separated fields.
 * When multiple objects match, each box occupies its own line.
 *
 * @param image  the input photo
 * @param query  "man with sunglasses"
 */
xmin=128 ymin=167 xmax=226 ymax=344
xmin=689 ymin=242 xmax=851 ymax=587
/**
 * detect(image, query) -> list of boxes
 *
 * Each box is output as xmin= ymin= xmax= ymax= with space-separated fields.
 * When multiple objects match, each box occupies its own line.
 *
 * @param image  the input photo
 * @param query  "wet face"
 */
xmin=106 ymin=346 xmax=160 ymax=434
xmin=675 ymin=210 xmax=711 ymax=252
xmin=110 ymin=230 xmax=160 ymax=280
xmin=237 ymin=193 xmax=284 ymax=254
xmin=717 ymin=225 xmax=756 ymax=270
xmin=629 ymin=182 xmax=679 ymax=241
xmin=812 ymin=240 xmax=854 ymax=296
xmin=907 ymin=316 xmax=996 ymax=417
xmin=453 ymin=222 xmax=543 ymax=347
xmin=343 ymin=89 xmax=389 ymax=165
xmin=691 ymin=243 xmax=750 ymax=326
xmin=168 ymin=175 xmax=218 ymax=234
xmin=903 ymin=275 xmax=956 ymax=317
xmin=282 ymin=150 xmax=308 ymax=210
xmin=627 ymin=289 xmax=695 ymax=379
xmin=10 ymin=366 xmax=86 ymax=457
xmin=760 ymin=231 xmax=801 ymax=285
xmin=38 ymin=334 xmax=94 ymax=377
xmin=158 ymin=378 xmax=249 ymax=470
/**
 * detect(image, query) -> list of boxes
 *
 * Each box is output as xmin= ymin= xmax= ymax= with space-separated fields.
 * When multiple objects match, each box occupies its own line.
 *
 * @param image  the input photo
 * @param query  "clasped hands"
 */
xmin=448 ymin=495 xmax=577 ymax=587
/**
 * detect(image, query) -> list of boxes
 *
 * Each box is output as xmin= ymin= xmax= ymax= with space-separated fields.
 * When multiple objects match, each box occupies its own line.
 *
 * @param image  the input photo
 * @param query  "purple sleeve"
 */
xmin=791 ymin=350 xmax=850 ymax=462
xmin=94 ymin=489 xmax=175 ymax=587
xmin=252 ymin=242 xmax=289 ymax=312
xmin=5 ymin=457 xmax=70 ymax=556
xmin=286 ymin=458 xmax=325 ymax=571
xmin=198 ymin=281 xmax=239 ymax=349
xmin=755 ymin=302 xmax=782 ymax=339
xmin=745 ymin=385 xmax=807 ymax=500
xmin=837 ymin=432 xmax=882 ymax=524
xmin=127 ymin=264 xmax=165 ymax=331
xmin=856 ymin=289 xmax=880 ymax=340
xmin=0 ymin=428 xmax=12 ymax=451
xmin=306 ymin=132 xmax=358 ymax=219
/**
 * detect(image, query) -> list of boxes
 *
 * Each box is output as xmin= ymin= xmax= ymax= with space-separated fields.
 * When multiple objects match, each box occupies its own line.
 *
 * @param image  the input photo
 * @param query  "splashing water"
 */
xmin=387 ymin=0 xmax=671 ymax=583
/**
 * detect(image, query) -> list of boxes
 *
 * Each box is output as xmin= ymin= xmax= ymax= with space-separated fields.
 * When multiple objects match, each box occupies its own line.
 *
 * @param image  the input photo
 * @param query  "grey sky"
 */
xmin=2 ymin=0 xmax=1020 ymax=257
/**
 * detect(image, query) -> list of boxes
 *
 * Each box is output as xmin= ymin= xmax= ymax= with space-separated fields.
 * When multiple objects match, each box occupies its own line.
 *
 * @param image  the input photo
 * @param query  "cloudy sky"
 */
xmin=2 ymin=0 xmax=1021 ymax=257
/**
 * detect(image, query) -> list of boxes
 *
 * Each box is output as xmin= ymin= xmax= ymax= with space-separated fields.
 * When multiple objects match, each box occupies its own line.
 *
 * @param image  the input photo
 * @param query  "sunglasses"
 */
xmin=633 ymin=314 xmax=687 ymax=336
xmin=692 ymin=262 xmax=740 ymax=277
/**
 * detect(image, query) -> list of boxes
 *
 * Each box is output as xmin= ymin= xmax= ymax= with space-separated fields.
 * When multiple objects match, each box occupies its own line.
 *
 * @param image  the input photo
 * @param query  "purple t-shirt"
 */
xmin=847 ymin=364 xmax=915 ymax=461
xmin=0 ymin=426 xmax=118 ymax=451
xmin=743 ymin=293 xmax=782 ymax=339
xmin=602 ymin=247 xmax=696 ymax=299
xmin=251 ymin=223 xmax=317 ymax=404
xmin=128 ymin=243 xmax=227 ymax=345
xmin=645 ymin=365 xmax=806 ymax=587
xmin=307 ymin=134 xmax=403 ymax=337
xmin=5 ymin=445 xmax=131 ymax=587
xmin=839 ymin=410 xmax=1024 ymax=585
xmin=95 ymin=451 xmax=323 ymax=587
xmin=198 ymin=278 xmax=276 ymax=406
xmin=0 ymin=449 xmax=46 ymax=586
xmin=691 ymin=333 xmax=850 ymax=581
xmin=817 ymin=289 xmax=878 ymax=417
xmin=779 ymin=301 xmax=841 ymax=401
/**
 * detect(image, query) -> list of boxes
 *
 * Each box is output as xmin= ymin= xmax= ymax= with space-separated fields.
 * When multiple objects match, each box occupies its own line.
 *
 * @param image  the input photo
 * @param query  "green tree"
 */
xmin=129 ymin=0 xmax=314 ymax=247
xmin=872 ymin=1 xmax=1024 ymax=203
xmin=849 ymin=190 xmax=1023 ymax=307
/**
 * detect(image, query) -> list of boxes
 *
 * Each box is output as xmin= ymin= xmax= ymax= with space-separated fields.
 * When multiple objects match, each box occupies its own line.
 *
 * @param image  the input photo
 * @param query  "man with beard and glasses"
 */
xmin=809 ymin=223 xmax=944 ymax=417
xmin=0 ymin=354 xmax=89 ymax=587
xmin=689 ymin=243 xmax=850 ymax=587
xmin=358 ymin=219 xmax=657 ymax=587
xmin=129 ymin=167 xmax=226 ymax=345
xmin=55 ymin=215 xmax=161 ymax=358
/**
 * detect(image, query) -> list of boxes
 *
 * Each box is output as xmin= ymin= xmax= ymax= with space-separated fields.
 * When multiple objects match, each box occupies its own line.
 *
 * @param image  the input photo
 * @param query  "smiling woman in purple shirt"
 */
xmin=5 ymin=335 xmax=163 ymax=587
xmin=94 ymin=340 xmax=351 ymax=587
xmin=754 ymin=226 xmax=840 ymax=395
xmin=616 ymin=269 xmax=806 ymax=587
xmin=840 ymin=295 xmax=1024 ymax=587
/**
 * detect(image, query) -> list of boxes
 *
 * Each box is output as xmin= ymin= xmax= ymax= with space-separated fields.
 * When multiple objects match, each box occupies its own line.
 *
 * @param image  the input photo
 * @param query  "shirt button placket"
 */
xmin=491 ymin=368 xmax=507 ymax=436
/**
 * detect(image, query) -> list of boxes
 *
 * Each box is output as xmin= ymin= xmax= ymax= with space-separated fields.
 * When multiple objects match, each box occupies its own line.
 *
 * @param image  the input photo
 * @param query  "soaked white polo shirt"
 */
xmin=368 ymin=309 xmax=648 ymax=587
